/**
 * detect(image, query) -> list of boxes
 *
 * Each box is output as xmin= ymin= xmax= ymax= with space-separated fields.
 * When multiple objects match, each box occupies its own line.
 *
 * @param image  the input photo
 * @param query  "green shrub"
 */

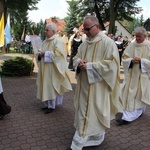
xmin=1 ymin=57 xmax=34 ymax=77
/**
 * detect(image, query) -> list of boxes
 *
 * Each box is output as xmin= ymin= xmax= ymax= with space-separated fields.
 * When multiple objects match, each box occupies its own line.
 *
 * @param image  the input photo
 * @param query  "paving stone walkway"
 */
xmin=0 ymin=53 xmax=150 ymax=150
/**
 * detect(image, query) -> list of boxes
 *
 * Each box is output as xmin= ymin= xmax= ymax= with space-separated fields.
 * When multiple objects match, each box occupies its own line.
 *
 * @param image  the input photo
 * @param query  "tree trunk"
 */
xmin=108 ymin=0 xmax=117 ymax=35
xmin=0 ymin=0 xmax=4 ymax=17
xmin=0 ymin=0 xmax=8 ymax=26
xmin=94 ymin=3 xmax=105 ymax=31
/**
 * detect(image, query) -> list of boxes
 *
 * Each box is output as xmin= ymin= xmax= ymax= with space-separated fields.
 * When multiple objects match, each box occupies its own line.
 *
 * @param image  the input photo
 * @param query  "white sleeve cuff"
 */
xmin=141 ymin=59 xmax=148 ymax=73
xmin=44 ymin=51 xmax=53 ymax=62
xmin=86 ymin=62 xmax=103 ymax=84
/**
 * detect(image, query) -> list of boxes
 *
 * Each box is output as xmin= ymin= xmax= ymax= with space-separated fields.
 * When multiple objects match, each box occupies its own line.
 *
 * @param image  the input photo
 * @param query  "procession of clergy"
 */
xmin=1 ymin=15 xmax=149 ymax=150
xmin=36 ymin=16 xmax=150 ymax=150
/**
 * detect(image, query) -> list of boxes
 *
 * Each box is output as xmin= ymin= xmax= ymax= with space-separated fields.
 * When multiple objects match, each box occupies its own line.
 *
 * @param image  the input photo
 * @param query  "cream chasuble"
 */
xmin=121 ymin=40 xmax=150 ymax=111
xmin=68 ymin=33 xmax=75 ymax=55
xmin=36 ymin=35 xmax=72 ymax=102
xmin=73 ymin=32 xmax=122 ymax=137
xmin=61 ymin=35 xmax=69 ymax=54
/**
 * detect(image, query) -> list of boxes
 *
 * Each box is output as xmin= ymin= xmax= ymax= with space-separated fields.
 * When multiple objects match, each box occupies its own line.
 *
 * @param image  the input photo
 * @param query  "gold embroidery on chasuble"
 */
xmin=40 ymin=40 xmax=52 ymax=99
xmin=81 ymin=40 xmax=101 ymax=136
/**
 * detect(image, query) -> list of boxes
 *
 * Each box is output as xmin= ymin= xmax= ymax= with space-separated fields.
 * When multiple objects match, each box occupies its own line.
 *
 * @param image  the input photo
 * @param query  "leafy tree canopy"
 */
xmin=0 ymin=0 xmax=40 ymax=40
xmin=64 ymin=0 xmax=80 ymax=36
xmin=73 ymin=0 xmax=142 ymax=34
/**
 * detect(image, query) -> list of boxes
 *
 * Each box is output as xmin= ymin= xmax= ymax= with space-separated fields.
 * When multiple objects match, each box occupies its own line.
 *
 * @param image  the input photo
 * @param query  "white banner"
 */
xmin=30 ymin=35 xmax=42 ymax=53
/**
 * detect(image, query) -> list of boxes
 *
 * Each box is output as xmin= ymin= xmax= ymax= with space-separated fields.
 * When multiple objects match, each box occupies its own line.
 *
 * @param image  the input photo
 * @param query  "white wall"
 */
xmin=105 ymin=21 xmax=131 ymax=38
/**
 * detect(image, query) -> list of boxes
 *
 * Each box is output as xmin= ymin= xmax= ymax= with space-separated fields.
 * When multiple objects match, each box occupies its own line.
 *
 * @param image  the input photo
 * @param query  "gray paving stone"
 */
xmin=0 ymin=54 xmax=150 ymax=150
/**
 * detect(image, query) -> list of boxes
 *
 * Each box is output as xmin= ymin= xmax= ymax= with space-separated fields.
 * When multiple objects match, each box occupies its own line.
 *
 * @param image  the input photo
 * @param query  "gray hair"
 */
xmin=134 ymin=27 xmax=147 ymax=36
xmin=46 ymin=23 xmax=57 ymax=34
xmin=83 ymin=15 xmax=99 ymax=25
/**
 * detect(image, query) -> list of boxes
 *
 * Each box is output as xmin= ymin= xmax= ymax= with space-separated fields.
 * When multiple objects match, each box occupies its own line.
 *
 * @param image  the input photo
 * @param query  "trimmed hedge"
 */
xmin=1 ymin=57 xmax=34 ymax=77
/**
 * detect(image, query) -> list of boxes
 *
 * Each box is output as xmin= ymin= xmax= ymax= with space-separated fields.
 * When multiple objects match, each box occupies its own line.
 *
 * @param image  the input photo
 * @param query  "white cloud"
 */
xmin=28 ymin=0 xmax=68 ymax=23
xmin=140 ymin=7 xmax=150 ymax=20
xmin=136 ymin=1 xmax=150 ymax=20
xmin=28 ymin=0 xmax=150 ymax=23
xmin=53 ymin=0 xmax=68 ymax=18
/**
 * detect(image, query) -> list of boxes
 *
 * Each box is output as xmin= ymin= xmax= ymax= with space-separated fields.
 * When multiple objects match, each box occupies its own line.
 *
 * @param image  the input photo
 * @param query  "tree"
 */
xmin=108 ymin=0 xmax=142 ymax=34
xmin=0 ymin=0 xmax=40 ymax=40
xmin=144 ymin=18 xmax=150 ymax=31
xmin=78 ymin=0 xmax=110 ymax=30
xmin=31 ymin=19 xmax=45 ymax=37
xmin=64 ymin=0 xmax=80 ymax=36
xmin=121 ymin=17 xmax=140 ymax=33
xmin=90 ymin=0 xmax=106 ymax=30
xmin=10 ymin=10 xmax=31 ymax=40
xmin=139 ymin=14 xmax=144 ymax=26
xmin=76 ymin=0 xmax=142 ymax=35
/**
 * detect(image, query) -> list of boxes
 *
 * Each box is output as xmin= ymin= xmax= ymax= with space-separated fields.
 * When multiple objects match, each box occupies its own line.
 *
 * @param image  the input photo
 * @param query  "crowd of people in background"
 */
xmin=68 ymin=31 xmax=82 ymax=70
xmin=53 ymin=26 xmax=150 ymax=69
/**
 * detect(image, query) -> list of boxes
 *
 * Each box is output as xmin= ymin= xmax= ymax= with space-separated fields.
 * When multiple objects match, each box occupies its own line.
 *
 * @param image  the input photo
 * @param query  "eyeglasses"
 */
xmin=83 ymin=24 xmax=96 ymax=32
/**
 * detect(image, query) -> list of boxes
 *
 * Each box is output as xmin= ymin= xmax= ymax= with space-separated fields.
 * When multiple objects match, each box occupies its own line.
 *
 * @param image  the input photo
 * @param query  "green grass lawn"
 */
xmin=8 ymin=47 xmax=16 ymax=53
xmin=0 ymin=47 xmax=20 ymax=54
xmin=0 ymin=46 xmax=33 ymax=54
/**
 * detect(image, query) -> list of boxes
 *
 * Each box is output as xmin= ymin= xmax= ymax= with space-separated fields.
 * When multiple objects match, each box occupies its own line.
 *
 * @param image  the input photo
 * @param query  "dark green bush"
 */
xmin=1 ymin=57 xmax=34 ymax=77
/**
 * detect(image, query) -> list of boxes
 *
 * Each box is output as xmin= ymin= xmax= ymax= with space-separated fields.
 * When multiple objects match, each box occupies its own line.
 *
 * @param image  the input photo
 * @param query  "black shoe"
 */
xmin=115 ymin=112 xmax=123 ymax=121
xmin=115 ymin=112 xmax=129 ymax=125
xmin=44 ymin=108 xmax=54 ymax=114
xmin=41 ymin=107 xmax=48 ymax=111
xmin=0 ymin=115 xmax=4 ymax=120
xmin=116 ymin=118 xmax=129 ymax=125
xmin=66 ymin=148 xmax=72 ymax=150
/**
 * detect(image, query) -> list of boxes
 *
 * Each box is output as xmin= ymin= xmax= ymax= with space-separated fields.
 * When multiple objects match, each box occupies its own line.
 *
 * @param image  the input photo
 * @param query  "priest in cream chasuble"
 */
xmin=35 ymin=23 xmax=72 ymax=114
xmin=118 ymin=27 xmax=150 ymax=124
xmin=68 ymin=16 xmax=123 ymax=150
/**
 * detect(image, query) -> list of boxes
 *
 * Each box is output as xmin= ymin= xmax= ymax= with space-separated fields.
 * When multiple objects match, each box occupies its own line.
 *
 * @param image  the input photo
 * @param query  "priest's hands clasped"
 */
xmin=38 ymin=52 xmax=45 ymax=61
xmin=39 ymin=52 xmax=45 ymax=57
xmin=132 ymin=57 xmax=141 ymax=64
xmin=78 ymin=60 xmax=87 ymax=70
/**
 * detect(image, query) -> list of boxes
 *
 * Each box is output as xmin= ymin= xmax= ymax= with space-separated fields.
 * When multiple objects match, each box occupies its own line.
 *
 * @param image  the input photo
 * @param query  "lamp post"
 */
xmin=89 ymin=0 xmax=105 ymax=30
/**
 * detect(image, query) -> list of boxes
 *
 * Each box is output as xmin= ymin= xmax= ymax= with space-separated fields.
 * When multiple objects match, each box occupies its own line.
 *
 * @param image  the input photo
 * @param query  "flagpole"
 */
xmin=21 ymin=27 xmax=25 ymax=41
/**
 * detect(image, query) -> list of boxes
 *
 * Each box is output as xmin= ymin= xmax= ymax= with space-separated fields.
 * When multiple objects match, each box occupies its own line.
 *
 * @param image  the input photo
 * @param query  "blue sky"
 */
xmin=28 ymin=0 xmax=150 ymax=23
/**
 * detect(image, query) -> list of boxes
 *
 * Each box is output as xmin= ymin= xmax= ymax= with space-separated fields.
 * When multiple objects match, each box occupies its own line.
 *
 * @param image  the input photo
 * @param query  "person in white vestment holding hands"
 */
xmin=115 ymin=27 xmax=150 ymax=125
xmin=67 ymin=15 xmax=122 ymax=150
xmin=35 ymin=23 xmax=72 ymax=114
